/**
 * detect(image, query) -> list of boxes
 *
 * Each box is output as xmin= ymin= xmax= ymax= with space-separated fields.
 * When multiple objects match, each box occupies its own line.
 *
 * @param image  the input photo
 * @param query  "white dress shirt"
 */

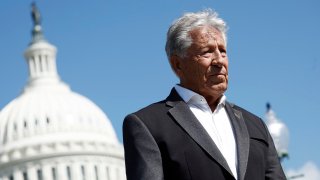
xmin=175 ymin=85 xmax=238 ymax=179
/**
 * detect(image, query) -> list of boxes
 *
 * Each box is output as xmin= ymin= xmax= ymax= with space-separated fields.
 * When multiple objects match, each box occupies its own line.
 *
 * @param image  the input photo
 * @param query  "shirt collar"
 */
xmin=174 ymin=85 xmax=226 ymax=107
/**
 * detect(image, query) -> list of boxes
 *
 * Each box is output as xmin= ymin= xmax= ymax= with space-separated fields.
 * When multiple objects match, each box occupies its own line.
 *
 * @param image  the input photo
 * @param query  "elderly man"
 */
xmin=123 ymin=9 xmax=286 ymax=180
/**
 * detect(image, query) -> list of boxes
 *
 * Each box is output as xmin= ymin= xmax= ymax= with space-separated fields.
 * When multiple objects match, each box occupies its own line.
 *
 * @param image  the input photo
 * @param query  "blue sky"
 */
xmin=1 ymin=0 xmax=319 ymax=177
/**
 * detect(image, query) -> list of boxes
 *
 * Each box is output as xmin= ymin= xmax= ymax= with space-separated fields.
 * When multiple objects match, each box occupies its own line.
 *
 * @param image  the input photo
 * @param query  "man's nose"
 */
xmin=211 ymin=50 xmax=223 ymax=66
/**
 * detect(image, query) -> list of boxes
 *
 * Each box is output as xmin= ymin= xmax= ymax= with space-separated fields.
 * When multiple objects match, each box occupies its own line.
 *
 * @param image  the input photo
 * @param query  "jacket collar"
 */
xmin=166 ymin=88 xmax=249 ymax=180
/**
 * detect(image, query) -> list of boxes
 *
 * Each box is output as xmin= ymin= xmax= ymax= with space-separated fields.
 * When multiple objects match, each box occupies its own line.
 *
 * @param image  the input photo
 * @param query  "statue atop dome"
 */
xmin=31 ymin=2 xmax=41 ymax=27
xmin=30 ymin=2 xmax=45 ymax=43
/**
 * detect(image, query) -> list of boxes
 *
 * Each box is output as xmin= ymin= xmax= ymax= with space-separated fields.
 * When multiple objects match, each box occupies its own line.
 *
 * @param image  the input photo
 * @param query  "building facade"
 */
xmin=0 ymin=5 xmax=125 ymax=180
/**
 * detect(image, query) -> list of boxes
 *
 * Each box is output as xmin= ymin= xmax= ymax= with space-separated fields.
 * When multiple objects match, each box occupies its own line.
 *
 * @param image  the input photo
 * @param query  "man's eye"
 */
xmin=201 ymin=51 xmax=211 ymax=57
xmin=220 ymin=49 xmax=225 ymax=52
xmin=220 ymin=49 xmax=227 ymax=56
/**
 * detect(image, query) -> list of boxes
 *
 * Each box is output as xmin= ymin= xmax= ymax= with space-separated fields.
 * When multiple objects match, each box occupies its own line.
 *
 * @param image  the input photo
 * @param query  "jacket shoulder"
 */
xmin=124 ymin=100 xmax=169 ymax=127
xmin=133 ymin=100 xmax=167 ymax=118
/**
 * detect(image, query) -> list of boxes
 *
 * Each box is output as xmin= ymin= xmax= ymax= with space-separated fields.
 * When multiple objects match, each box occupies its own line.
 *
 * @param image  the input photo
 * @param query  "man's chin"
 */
xmin=199 ymin=85 xmax=227 ymax=98
xmin=208 ymin=83 xmax=228 ymax=92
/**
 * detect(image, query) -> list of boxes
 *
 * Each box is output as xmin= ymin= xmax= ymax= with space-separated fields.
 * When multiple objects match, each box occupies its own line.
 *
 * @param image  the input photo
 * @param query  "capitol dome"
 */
xmin=0 ymin=4 xmax=125 ymax=180
xmin=265 ymin=103 xmax=289 ymax=161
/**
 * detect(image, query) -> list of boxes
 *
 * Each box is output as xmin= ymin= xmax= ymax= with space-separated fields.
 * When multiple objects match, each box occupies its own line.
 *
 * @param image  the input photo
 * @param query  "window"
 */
xmin=66 ymin=166 xmax=71 ymax=180
xmin=23 ymin=171 xmax=28 ymax=180
xmin=39 ymin=55 xmax=43 ymax=73
xmin=94 ymin=166 xmax=99 ymax=180
xmin=37 ymin=169 xmax=43 ymax=180
xmin=45 ymin=55 xmax=49 ymax=72
xmin=13 ymin=123 xmax=17 ymax=132
xmin=9 ymin=175 xmax=14 ymax=180
xmin=81 ymin=165 xmax=86 ymax=180
xmin=52 ymin=167 xmax=57 ymax=180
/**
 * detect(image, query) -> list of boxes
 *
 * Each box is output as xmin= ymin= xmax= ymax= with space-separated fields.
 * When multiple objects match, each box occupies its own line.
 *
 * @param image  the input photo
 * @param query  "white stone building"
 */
xmin=0 ymin=5 xmax=126 ymax=180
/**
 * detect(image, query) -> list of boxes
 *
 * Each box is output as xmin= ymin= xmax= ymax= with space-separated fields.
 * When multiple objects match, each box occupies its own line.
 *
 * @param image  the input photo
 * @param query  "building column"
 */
xmin=84 ymin=163 xmax=95 ymax=180
xmin=13 ymin=169 xmax=23 ymax=180
xmin=57 ymin=163 xmax=67 ymax=180
xmin=108 ymin=165 xmax=117 ymax=180
xmin=97 ymin=163 xmax=108 ymax=180
xmin=42 ymin=164 xmax=53 ymax=180
xmin=27 ymin=166 xmax=37 ymax=180
xmin=34 ymin=55 xmax=40 ymax=77
xmin=28 ymin=57 xmax=35 ymax=77
xmin=119 ymin=166 xmax=126 ymax=180
xmin=71 ymin=162 xmax=81 ymax=180
xmin=40 ymin=55 xmax=47 ymax=75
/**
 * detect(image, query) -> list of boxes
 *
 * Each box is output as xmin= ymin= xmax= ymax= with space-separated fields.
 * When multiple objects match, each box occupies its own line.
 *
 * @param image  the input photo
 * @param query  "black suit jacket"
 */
xmin=123 ymin=89 xmax=286 ymax=180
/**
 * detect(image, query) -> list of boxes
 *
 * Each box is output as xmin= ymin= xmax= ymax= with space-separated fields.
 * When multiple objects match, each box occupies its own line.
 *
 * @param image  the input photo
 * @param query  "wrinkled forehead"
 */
xmin=189 ymin=26 xmax=224 ymax=45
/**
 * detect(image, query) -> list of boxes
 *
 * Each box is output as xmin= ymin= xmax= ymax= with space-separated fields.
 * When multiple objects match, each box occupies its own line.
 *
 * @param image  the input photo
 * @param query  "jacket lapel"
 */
xmin=225 ymin=102 xmax=250 ymax=180
xmin=166 ymin=89 xmax=234 ymax=177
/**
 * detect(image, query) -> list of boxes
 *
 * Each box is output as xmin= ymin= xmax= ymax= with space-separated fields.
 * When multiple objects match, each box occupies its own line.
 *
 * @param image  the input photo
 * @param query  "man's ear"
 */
xmin=170 ymin=55 xmax=183 ymax=77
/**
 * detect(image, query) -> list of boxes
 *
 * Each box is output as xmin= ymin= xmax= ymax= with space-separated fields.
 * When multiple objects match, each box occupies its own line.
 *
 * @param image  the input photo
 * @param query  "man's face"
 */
xmin=172 ymin=26 xmax=229 ymax=100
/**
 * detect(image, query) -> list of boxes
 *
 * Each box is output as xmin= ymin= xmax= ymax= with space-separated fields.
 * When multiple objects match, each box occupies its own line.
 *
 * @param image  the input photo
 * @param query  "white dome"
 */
xmin=0 ymin=81 xmax=121 ymax=161
xmin=0 ymin=12 xmax=125 ymax=179
xmin=265 ymin=106 xmax=289 ymax=160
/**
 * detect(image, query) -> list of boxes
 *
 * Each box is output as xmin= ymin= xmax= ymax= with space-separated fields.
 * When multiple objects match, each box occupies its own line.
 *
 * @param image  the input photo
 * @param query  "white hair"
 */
xmin=165 ymin=9 xmax=228 ymax=59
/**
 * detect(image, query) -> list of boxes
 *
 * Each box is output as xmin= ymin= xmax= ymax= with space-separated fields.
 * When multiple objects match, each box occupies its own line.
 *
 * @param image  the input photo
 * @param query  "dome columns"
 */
xmin=24 ymin=42 xmax=60 ymax=85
